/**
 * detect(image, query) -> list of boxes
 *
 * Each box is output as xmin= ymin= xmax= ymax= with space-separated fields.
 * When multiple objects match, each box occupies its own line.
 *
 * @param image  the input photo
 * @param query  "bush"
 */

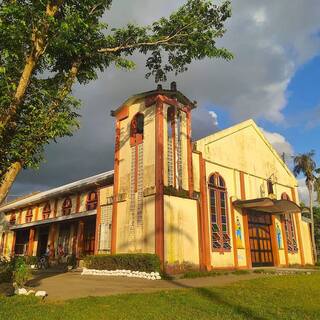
xmin=67 ymin=254 xmax=77 ymax=269
xmin=0 ymin=258 xmax=13 ymax=283
xmin=12 ymin=257 xmax=31 ymax=287
xmin=232 ymin=270 xmax=250 ymax=275
xmin=182 ymin=270 xmax=229 ymax=279
xmin=84 ymin=254 xmax=161 ymax=272
xmin=23 ymin=256 xmax=38 ymax=266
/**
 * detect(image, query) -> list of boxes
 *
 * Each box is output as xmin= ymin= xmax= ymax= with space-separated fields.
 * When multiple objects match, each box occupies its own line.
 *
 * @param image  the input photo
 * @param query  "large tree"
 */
xmin=293 ymin=151 xmax=317 ymax=262
xmin=0 ymin=0 xmax=233 ymax=203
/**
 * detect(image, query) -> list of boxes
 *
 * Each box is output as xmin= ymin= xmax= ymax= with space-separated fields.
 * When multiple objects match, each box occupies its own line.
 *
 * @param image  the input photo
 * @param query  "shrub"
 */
xmin=84 ymin=253 xmax=161 ymax=272
xmin=0 ymin=258 xmax=13 ymax=283
xmin=182 ymin=270 xmax=229 ymax=279
xmin=232 ymin=270 xmax=250 ymax=275
xmin=23 ymin=256 xmax=38 ymax=266
xmin=67 ymin=254 xmax=77 ymax=269
xmin=12 ymin=257 xmax=31 ymax=287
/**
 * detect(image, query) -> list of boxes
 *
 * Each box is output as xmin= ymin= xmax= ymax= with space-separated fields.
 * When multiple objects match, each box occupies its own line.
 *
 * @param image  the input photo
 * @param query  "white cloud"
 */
xmin=253 ymin=8 xmax=267 ymax=25
xmin=260 ymin=128 xmax=294 ymax=156
xmin=208 ymin=111 xmax=219 ymax=127
xmin=298 ymin=178 xmax=310 ymax=205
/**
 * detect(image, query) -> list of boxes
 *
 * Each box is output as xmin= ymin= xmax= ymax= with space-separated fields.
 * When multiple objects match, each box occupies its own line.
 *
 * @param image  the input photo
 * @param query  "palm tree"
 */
xmin=293 ymin=150 xmax=317 ymax=262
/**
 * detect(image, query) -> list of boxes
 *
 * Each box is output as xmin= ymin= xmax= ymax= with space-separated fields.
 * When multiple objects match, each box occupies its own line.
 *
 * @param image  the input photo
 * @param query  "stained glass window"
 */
xmin=86 ymin=191 xmax=98 ymax=211
xmin=281 ymin=193 xmax=298 ymax=253
xmin=25 ymin=208 xmax=33 ymax=223
xmin=208 ymin=173 xmax=231 ymax=251
xmin=62 ymin=197 xmax=72 ymax=215
xmin=43 ymin=202 xmax=51 ymax=219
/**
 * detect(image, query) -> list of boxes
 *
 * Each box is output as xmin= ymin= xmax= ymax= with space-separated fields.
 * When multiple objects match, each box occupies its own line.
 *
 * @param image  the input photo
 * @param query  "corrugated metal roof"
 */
xmin=0 ymin=170 xmax=114 ymax=213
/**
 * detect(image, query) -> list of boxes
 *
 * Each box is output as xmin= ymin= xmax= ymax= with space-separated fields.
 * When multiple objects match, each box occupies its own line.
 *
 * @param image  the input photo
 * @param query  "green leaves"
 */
xmin=0 ymin=0 xmax=232 ymax=186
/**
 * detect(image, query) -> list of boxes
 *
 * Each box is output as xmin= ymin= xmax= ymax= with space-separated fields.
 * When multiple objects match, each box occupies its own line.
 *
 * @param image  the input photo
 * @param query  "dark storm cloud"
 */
xmin=10 ymin=0 xmax=320 ymax=197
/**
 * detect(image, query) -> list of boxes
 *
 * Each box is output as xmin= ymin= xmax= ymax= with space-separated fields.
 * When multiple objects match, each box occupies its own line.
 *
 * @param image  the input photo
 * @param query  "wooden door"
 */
xmin=248 ymin=213 xmax=274 ymax=267
xmin=83 ymin=219 xmax=95 ymax=255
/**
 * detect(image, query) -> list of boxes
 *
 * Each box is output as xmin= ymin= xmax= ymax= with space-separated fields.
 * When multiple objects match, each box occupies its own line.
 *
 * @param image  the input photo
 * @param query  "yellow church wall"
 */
xmin=164 ymin=195 xmax=199 ymax=266
xmin=192 ymin=152 xmax=200 ymax=192
xmin=196 ymin=120 xmax=296 ymax=188
xmin=99 ymin=186 xmax=114 ymax=206
xmin=115 ymin=195 xmax=155 ymax=254
xmin=300 ymin=220 xmax=313 ymax=264
xmin=142 ymin=195 xmax=155 ymax=253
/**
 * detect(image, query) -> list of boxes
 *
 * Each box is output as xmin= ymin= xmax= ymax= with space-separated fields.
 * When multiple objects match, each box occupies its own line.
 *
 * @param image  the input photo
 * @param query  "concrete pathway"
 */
xmin=26 ymin=272 xmax=267 ymax=301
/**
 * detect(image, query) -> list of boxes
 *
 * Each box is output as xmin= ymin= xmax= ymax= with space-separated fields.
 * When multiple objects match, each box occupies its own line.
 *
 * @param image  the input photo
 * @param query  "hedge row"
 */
xmin=84 ymin=253 xmax=161 ymax=272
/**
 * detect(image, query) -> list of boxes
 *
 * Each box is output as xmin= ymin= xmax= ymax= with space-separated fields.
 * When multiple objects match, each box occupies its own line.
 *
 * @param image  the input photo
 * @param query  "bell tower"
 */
xmin=110 ymin=83 xmax=195 ymax=263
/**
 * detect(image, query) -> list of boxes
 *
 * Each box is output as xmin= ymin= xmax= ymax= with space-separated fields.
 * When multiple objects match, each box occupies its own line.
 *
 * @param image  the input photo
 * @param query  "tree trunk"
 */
xmin=309 ymin=183 xmax=317 ymax=262
xmin=0 ymin=1 xmax=63 ymax=134
xmin=0 ymin=162 xmax=22 ymax=205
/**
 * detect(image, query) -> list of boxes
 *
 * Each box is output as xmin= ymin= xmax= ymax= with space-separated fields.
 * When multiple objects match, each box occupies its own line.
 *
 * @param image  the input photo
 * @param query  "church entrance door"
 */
xmin=248 ymin=212 xmax=274 ymax=267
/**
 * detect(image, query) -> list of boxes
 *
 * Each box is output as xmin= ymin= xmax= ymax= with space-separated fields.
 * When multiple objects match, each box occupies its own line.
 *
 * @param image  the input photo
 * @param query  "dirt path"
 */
xmin=26 ymin=272 xmax=267 ymax=301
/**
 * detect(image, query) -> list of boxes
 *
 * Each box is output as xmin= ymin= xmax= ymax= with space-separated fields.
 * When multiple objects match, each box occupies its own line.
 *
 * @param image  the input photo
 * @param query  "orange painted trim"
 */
xmin=186 ymin=110 xmax=194 ymax=197
xmin=27 ymin=228 xmax=35 ymax=256
xmin=76 ymin=220 xmax=84 ymax=258
xmin=199 ymin=153 xmax=211 ymax=270
xmin=229 ymin=198 xmax=239 ymax=268
xmin=111 ymin=119 xmax=121 ymax=254
xmin=290 ymin=187 xmax=305 ymax=265
xmin=242 ymin=211 xmax=252 ymax=268
xmin=49 ymin=223 xmax=57 ymax=258
xmin=76 ymin=193 xmax=81 ymax=213
xmin=35 ymin=205 xmax=39 ymax=221
xmin=145 ymin=94 xmax=180 ymax=109
xmin=114 ymin=105 xmax=129 ymax=121
xmin=155 ymin=97 xmax=165 ymax=266
xmin=270 ymin=215 xmax=280 ymax=266
xmin=94 ymin=187 xmax=102 ymax=255
xmin=3 ymin=233 xmax=8 ymax=256
xmin=72 ymin=222 xmax=78 ymax=255
xmin=18 ymin=209 xmax=22 ymax=224
xmin=239 ymin=171 xmax=251 ymax=268
xmin=280 ymin=217 xmax=289 ymax=266
xmin=239 ymin=171 xmax=246 ymax=199
xmin=53 ymin=199 xmax=58 ymax=218
xmin=196 ymin=200 xmax=204 ymax=269
xmin=11 ymin=231 xmax=16 ymax=256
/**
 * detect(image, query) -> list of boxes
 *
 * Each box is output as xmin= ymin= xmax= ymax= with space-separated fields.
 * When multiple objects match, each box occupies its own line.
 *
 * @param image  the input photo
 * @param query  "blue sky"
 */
xmin=214 ymin=53 xmax=320 ymax=165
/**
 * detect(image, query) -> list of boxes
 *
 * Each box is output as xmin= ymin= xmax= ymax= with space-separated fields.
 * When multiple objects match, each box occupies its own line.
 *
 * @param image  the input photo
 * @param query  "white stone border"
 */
xmin=81 ymin=268 xmax=161 ymax=280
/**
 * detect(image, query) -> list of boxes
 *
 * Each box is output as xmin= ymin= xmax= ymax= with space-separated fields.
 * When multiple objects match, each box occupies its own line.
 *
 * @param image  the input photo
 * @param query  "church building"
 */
xmin=0 ymin=84 xmax=314 ymax=270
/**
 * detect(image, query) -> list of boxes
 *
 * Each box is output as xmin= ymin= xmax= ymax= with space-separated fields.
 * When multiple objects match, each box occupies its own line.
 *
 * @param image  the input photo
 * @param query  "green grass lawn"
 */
xmin=1 ymin=273 xmax=320 ymax=320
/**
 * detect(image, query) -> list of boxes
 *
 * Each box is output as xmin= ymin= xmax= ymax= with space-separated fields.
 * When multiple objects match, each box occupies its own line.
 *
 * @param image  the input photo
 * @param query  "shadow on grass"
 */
xmin=165 ymin=278 xmax=267 ymax=320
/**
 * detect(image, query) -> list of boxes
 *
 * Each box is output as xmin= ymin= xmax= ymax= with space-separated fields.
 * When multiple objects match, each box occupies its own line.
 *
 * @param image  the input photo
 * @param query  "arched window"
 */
xmin=62 ymin=197 xmax=72 ymax=215
xmin=43 ymin=202 xmax=51 ymax=220
xmin=86 ymin=191 xmax=98 ymax=211
xmin=10 ymin=213 xmax=16 ymax=225
xmin=25 ymin=208 xmax=33 ymax=223
xmin=281 ymin=193 xmax=298 ymax=253
xmin=208 ymin=173 xmax=231 ymax=251
xmin=130 ymin=113 xmax=144 ymax=146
